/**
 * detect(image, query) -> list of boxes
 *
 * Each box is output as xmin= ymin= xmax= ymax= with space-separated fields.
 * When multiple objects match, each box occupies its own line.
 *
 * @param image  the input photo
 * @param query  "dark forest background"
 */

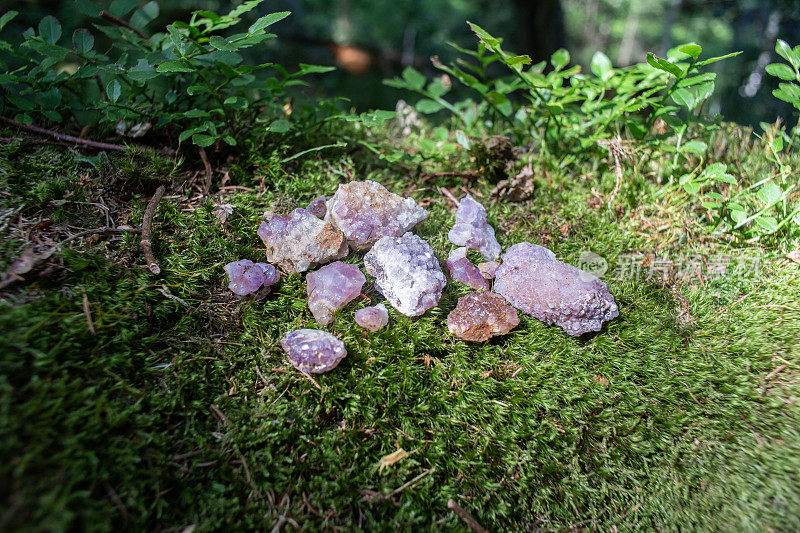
xmin=6 ymin=0 xmax=800 ymax=127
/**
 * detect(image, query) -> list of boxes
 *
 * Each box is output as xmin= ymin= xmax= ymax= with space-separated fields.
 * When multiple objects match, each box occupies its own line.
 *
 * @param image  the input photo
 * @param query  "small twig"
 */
xmin=199 ymin=147 xmax=213 ymax=194
xmin=210 ymin=404 xmax=228 ymax=426
xmin=100 ymin=10 xmax=149 ymax=39
xmin=140 ymin=185 xmax=165 ymax=274
xmin=81 ymin=288 xmax=95 ymax=335
xmin=447 ymin=499 xmax=489 ymax=533
xmin=438 ymin=187 xmax=461 ymax=207
xmin=0 ymin=116 xmax=126 ymax=151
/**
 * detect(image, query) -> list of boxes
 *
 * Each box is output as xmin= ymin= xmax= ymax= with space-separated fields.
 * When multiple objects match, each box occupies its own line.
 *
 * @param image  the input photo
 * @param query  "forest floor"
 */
xmin=1 ymin=123 xmax=799 ymax=531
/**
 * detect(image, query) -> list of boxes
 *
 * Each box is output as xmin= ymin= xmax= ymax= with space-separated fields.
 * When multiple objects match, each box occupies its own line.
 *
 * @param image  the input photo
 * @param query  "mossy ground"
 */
xmin=1 ymin=126 xmax=799 ymax=531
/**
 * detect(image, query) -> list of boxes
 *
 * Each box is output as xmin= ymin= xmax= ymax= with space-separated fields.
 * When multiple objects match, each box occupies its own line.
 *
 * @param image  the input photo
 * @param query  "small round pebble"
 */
xmin=280 ymin=329 xmax=347 ymax=373
xmin=354 ymin=303 xmax=389 ymax=332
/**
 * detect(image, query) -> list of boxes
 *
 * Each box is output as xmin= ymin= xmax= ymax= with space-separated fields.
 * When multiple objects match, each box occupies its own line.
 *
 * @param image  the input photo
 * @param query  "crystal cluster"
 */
xmin=477 ymin=261 xmax=499 ymax=280
xmin=446 ymin=291 xmax=520 ymax=342
xmin=446 ymin=248 xmax=488 ymax=290
xmin=257 ymin=208 xmax=348 ymax=272
xmin=354 ymin=303 xmax=389 ymax=332
xmin=364 ymin=233 xmax=446 ymax=316
xmin=306 ymin=261 xmax=366 ymax=325
xmin=280 ymin=329 xmax=347 ymax=373
xmin=493 ymin=242 xmax=619 ymax=336
xmin=306 ymin=196 xmax=328 ymax=218
xmin=448 ymin=194 xmax=501 ymax=261
xmin=224 ymin=259 xmax=280 ymax=296
xmin=326 ymin=180 xmax=428 ymax=249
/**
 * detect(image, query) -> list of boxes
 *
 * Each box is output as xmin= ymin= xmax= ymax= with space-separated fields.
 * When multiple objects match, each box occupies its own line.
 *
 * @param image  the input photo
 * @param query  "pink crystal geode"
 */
xmin=448 ymin=194 xmax=501 ymax=261
xmin=493 ymin=242 xmax=619 ymax=336
xmin=257 ymin=208 xmax=348 ymax=272
xmin=325 ymin=180 xmax=429 ymax=250
xmin=446 ymin=248 xmax=488 ymax=291
xmin=447 ymin=291 xmax=519 ymax=342
xmin=363 ymin=233 xmax=446 ymax=316
xmin=224 ymin=259 xmax=280 ymax=296
xmin=280 ymin=329 xmax=347 ymax=373
xmin=354 ymin=303 xmax=389 ymax=332
xmin=306 ymin=261 xmax=366 ymax=325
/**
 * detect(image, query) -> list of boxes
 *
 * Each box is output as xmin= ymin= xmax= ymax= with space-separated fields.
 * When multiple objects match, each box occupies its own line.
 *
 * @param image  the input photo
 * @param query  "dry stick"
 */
xmin=81 ymin=288 xmax=95 ymax=335
xmin=446 ymin=499 xmax=489 ymax=533
xmin=100 ymin=10 xmax=149 ymax=39
xmin=141 ymin=185 xmax=166 ymax=275
xmin=0 ymin=116 xmax=126 ymax=151
xmin=199 ymin=147 xmax=213 ymax=194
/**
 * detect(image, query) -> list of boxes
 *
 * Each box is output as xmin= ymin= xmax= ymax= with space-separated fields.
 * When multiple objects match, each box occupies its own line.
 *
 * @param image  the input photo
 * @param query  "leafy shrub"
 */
xmin=386 ymin=22 xmax=740 ymax=159
xmin=766 ymin=38 xmax=800 ymax=134
xmin=0 ymin=1 xmax=336 ymax=148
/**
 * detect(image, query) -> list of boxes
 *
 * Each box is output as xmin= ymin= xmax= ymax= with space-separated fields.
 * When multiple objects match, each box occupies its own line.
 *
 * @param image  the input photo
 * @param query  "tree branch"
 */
xmin=140 ymin=185 xmax=166 ymax=275
xmin=0 ymin=116 xmax=126 ymax=151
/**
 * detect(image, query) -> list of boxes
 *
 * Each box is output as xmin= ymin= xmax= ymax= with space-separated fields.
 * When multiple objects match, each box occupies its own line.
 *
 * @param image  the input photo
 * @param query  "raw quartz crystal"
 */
xmin=306 ymin=196 xmax=327 ymax=218
xmin=257 ymin=208 xmax=348 ymax=272
xmin=493 ymin=242 xmax=619 ymax=336
xmin=354 ymin=303 xmax=389 ymax=332
xmin=448 ymin=194 xmax=501 ymax=261
xmin=280 ymin=329 xmax=347 ymax=374
xmin=364 ymin=233 xmax=446 ymax=316
xmin=478 ymin=261 xmax=499 ymax=280
xmin=446 ymin=247 xmax=488 ymax=290
xmin=447 ymin=291 xmax=520 ymax=342
xmin=224 ymin=259 xmax=280 ymax=296
xmin=306 ymin=261 xmax=366 ymax=325
xmin=325 ymin=180 xmax=428 ymax=249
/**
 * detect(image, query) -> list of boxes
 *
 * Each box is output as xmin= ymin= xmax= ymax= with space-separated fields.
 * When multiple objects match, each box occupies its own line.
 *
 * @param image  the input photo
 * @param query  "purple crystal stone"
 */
xmin=447 ymin=291 xmax=519 ymax=342
xmin=354 ymin=303 xmax=389 ymax=332
xmin=306 ymin=196 xmax=328 ymax=218
xmin=477 ymin=261 xmax=499 ymax=279
xmin=306 ymin=261 xmax=366 ymax=325
xmin=448 ymin=194 xmax=501 ymax=261
xmin=446 ymin=248 xmax=488 ymax=290
xmin=224 ymin=259 xmax=280 ymax=296
xmin=364 ymin=233 xmax=446 ymax=316
xmin=325 ymin=180 xmax=428 ymax=250
xmin=493 ymin=242 xmax=619 ymax=336
xmin=280 ymin=329 xmax=347 ymax=373
xmin=257 ymin=208 xmax=348 ymax=273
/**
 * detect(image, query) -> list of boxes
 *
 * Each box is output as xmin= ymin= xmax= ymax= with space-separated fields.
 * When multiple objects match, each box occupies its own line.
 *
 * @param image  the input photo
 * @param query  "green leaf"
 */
xmin=186 ymin=84 xmax=209 ymax=95
xmin=551 ymin=48 xmax=569 ymax=70
xmin=39 ymin=16 xmax=62 ymax=44
xmin=6 ymin=94 xmax=36 ymax=111
xmin=268 ymin=119 xmax=292 ymax=133
xmin=775 ymin=39 xmax=797 ymax=66
xmin=696 ymin=51 xmax=742 ymax=67
xmin=0 ymin=10 xmax=18 ymax=32
xmin=106 ymin=79 xmax=121 ymax=102
xmin=671 ymin=88 xmax=696 ymax=109
xmin=755 ymin=216 xmax=778 ymax=232
xmin=297 ymin=64 xmax=336 ymax=75
xmin=75 ymin=0 xmax=102 ymax=17
xmin=661 ymin=113 xmax=684 ymax=130
xmin=646 ymin=52 xmax=683 ymax=78
xmin=109 ymin=0 xmax=140 ymax=17
xmin=223 ymin=96 xmax=248 ymax=109
xmin=249 ymin=11 xmax=290 ymax=33
xmin=455 ymin=130 xmax=471 ymax=149
xmin=427 ymin=79 xmax=450 ymax=98
xmin=758 ymin=182 xmax=782 ymax=204
xmin=680 ymin=140 xmax=707 ymax=154
xmin=415 ymin=99 xmax=444 ymax=114
xmin=765 ymin=63 xmax=797 ymax=81
xmin=683 ymin=180 xmax=702 ymax=195
xmin=209 ymin=36 xmax=239 ymax=52
xmin=192 ymin=134 xmax=215 ymax=147
xmin=130 ymin=1 xmax=159 ymax=29
xmin=72 ymin=28 xmax=94 ymax=53
xmin=677 ymin=43 xmax=702 ymax=59
xmin=402 ymin=67 xmax=426 ymax=91
xmin=222 ymin=135 xmax=237 ymax=146
xmin=157 ymin=60 xmax=194 ymax=73
xmin=591 ymin=51 xmax=613 ymax=81
xmin=467 ymin=22 xmax=500 ymax=49
xmin=128 ymin=58 xmax=157 ymax=81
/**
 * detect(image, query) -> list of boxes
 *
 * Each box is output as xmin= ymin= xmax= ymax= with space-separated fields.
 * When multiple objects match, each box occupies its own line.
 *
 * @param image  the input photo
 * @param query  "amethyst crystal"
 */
xmin=478 ymin=261 xmax=499 ymax=280
xmin=448 ymin=194 xmax=501 ymax=261
xmin=447 ymin=291 xmax=520 ymax=342
xmin=280 ymin=329 xmax=347 ymax=373
xmin=446 ymin=248 xmax=488 ymax=291
xmin=493 ymin=242 xmax=619 ymax=336
xmin=364 ymin=233 xmax=446 ymax=316
xmin=325 ymin=180 xmax=428 ymax=250
xmin=224 ymin=259 xmax=280 ymax=296
xmin=257 ymin=208 xmax=348 ymax=273
xmin=306 ymin=261 xmax=366 ymax=325
xmin=306 ymin=196 xmax=328 ymax=218
xmin=354 ymin=303 xmax=389 ymax=332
